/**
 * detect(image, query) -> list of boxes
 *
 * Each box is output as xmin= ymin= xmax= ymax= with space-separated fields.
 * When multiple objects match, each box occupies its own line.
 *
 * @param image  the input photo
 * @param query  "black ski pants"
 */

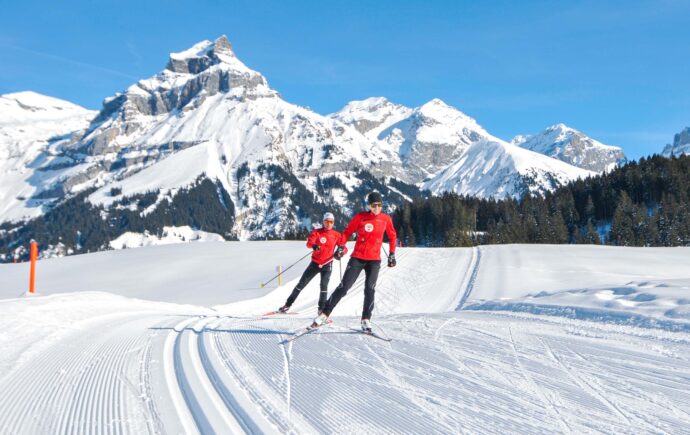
xmin=323 ymin=257 xmax=380 ymax=319
xmin=285 ymin=261 xmax=332 ymax=310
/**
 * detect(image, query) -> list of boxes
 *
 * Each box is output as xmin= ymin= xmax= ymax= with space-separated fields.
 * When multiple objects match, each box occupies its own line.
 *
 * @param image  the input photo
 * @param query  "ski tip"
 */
xmin=261 ymin=311 xmax=300 ymax=316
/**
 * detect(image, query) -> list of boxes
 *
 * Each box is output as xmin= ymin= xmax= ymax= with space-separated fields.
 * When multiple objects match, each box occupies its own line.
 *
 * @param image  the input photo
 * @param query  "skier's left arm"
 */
xmin=385 ymin=216 xmax=397 ymax=267
xmin=331 ymin=231 xmax=348 ymax=257
xmin=385 ymin=215 xmax=397 ymax=254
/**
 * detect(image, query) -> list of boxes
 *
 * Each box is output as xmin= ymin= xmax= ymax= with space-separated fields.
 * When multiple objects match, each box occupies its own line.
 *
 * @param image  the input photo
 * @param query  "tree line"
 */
xmin=393 ymin=154 xmax=690 ymax=247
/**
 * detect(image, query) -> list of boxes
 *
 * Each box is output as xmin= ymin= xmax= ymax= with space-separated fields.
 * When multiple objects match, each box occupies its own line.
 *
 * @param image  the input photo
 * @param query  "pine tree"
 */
xmin=609 ymin=192 xmax=635 ymax=246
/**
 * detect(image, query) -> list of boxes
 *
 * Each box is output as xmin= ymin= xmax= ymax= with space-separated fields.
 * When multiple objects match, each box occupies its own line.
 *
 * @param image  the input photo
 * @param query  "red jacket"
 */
xmin=338 ymin=211 xmax=397 ymax=261
xmin=307 ymin=228 xmax=345 ymax=266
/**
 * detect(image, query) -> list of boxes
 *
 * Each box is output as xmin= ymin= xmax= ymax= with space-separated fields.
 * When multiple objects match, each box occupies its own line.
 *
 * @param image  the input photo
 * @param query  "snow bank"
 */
xmin=109 ymin=225 xmax=225 ymax=249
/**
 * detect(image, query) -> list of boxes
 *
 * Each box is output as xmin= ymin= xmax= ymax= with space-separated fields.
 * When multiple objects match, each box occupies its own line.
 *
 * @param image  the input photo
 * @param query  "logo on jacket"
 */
xmin=320 ymin=237 xmax=327 ymax=244
xmin=364 ymin=223 xmax=374 ymax=232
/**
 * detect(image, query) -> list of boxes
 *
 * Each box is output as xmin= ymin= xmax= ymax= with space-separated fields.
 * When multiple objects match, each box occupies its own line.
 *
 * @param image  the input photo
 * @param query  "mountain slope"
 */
xmin=423 ymin=139 xmax=594 ymax=198
xmin=512 ymin=123 xmax=626 ymax=172
xmin=0 ymin=91 xmax=96 ymax=222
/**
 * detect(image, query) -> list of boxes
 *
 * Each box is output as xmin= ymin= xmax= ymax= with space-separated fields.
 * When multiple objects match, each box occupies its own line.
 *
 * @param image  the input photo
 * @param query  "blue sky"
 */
xmin=1 ymin=0 xmax=689 ymax=159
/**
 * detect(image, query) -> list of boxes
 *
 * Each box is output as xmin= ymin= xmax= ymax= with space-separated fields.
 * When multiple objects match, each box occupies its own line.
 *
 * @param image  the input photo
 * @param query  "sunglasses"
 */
xmin=369 ymin=203 xmax=383 ymax=208
xmin=323 ymin=219 xmax=334 ymax=223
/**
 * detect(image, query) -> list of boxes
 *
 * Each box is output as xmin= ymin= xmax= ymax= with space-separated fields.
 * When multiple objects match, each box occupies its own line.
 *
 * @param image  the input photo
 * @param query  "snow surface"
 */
xmin=109 ymin=226 xmax=225 ymax=249
xmin=1 ymin=243 xmax=689 ymax=433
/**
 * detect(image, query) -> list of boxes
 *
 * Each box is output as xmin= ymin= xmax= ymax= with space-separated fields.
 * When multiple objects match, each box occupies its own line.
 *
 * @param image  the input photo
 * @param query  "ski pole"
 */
xmin=381 ymin=246 xmax=389 ymax=259
xmin=260 ymin=251 xmax=312 ymax=287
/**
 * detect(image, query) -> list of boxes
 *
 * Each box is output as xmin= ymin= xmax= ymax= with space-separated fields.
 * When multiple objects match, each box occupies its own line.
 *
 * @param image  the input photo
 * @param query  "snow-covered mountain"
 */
xmin=661 ymin=127 xmax=690 ymax=157
xmin=1 ymin=36 xmax=597 ymax=255
xmin=423 ymin=139 xmax=594 ymax=198
xmin=0 ymin=36 xmax=410 ymax=241
xmin=511 ymin=123 xmax=626 ymax=172
xmin=331 ymin=97 xmax=501 ymax=183
xmin=0 ymin=91 xmax=97 ymax=222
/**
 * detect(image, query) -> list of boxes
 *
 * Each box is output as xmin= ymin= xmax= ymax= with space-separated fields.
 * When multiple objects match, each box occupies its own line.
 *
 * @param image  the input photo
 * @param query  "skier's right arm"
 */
xmin=306 ymin=230 xmax=319 ymax=249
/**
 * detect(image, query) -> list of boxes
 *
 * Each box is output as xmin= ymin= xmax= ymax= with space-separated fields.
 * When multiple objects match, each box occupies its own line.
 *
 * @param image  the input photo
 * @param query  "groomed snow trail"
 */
xmin=1 ymin=245 xmax=690 ymax=433
xmin=1 ymin=310 xmax=689 ymax=434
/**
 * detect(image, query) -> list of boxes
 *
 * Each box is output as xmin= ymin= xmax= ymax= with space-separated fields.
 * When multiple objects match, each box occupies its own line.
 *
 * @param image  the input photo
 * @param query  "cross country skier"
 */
xmin=311 ymin=192 xmax=397 ymax=332
xmin=277 ymin=212 xmax=346 ymax=315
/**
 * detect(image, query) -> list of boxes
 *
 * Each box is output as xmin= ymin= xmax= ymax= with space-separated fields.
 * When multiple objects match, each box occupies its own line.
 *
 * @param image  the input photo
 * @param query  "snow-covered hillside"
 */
xmin=662 ymin=127 xmax=690 ymax=157
xmin=0 ymin=91 xmax=96 ymax=222
xmin=422 ymin=139 xmax=594 ymax=198
xmin=1 ymin=243 xmax=689 ymax=433
xmin=512 ymin=123 xmax=627 ymax=172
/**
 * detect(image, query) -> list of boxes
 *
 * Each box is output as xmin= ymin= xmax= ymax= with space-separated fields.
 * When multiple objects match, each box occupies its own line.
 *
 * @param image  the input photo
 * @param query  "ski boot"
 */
xmin=361 ymin=318 xmax=372 ymax=333
xmin=311 ymin=312 xmax=329 ymax=328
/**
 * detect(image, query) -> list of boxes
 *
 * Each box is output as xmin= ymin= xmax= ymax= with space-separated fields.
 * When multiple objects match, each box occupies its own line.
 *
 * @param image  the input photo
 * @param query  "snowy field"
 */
xmin=1 ymin=242 xmax=689 ymax=434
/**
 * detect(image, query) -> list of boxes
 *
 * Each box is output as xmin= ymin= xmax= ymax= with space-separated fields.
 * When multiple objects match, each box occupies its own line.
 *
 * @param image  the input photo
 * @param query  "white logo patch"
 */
xmin=320 ymin=237 xmax=327 ymax=244
xmin=364 ymin=223 xmax=374 ymax=233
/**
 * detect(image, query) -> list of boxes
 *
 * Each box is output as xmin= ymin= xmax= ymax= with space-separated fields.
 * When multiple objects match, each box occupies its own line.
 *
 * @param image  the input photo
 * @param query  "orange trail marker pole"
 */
xmin=29 ymin=241 xmax=38 ymax=294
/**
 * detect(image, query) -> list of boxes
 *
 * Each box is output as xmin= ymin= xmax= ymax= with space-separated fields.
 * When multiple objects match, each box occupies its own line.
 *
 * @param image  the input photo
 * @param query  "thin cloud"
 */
xmin=1 ymin=43 xmax=139 ymax=80
xmin=126 ymin=41 xmax=143 ymax=65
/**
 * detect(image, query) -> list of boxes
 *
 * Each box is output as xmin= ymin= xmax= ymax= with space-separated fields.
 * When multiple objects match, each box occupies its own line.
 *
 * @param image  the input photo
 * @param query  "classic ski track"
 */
xmin=169 ymin=316 xmax=248 ymax=434
xmin=197 ymin=316 xmax=278 ymax=433
xmin=211 ymin=317 xmax=316 ymax=432
xmin=507 ymin=326 xmax=573 ymax=434
xmin=456 ymin=246 xmax=480 ymax=311
xmin=280 ymin=334 xmax=292 ymax=421
xmin=0 ymin=312 xmax=164 ymax=434
xmin=136 ymin=331 xmax=165 ymax=435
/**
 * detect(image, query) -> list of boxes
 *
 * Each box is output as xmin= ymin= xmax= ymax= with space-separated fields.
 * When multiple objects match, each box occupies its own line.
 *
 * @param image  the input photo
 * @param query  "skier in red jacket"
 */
xmin=278 ymin=212 xmax=346 ymax=314
xmin=311 ymin=192 xmax=397 ymax=332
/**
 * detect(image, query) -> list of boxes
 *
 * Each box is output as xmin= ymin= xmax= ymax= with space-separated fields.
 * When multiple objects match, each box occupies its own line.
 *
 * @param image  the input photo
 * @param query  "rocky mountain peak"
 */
xmin=515 ymin=124 xmax=626 ymax=172
xmin=166 ymin=35 xmax=240 ymax=74
xmin=213 ymin=35 xmax=234 ymax=55
xmin=662 ymin=127 xmax=690 ymax=157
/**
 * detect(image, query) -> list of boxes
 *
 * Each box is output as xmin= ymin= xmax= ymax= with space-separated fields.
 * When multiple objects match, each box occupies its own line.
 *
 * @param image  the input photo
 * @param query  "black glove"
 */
xmin=388 ymin=253 xmax=396 ymax=267
xmin=334 ymin=246 xmax=345 ymax=260
xmin=312 ymin=245 xmax=320 ymax=251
